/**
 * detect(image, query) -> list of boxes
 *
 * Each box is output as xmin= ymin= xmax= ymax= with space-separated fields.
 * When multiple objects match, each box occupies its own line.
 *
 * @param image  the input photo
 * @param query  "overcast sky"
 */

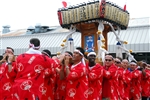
xmin=0 ymin=0 xmax=149 ymax=31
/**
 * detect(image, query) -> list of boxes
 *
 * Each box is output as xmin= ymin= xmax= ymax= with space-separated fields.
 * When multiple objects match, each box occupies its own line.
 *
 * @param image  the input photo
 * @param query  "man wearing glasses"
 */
xmin=102 ymin=55 xmax=119 ymax=100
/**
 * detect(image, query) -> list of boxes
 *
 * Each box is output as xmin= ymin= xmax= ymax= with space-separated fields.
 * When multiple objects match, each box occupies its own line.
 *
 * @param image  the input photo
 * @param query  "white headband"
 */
xmin=74 ymin=49 xmax=85 ymax=66
xmin=130 ymin=62 xmax=137 ymax=65
xmin=42 ymin=51 xmax=50 ymax=57
xmin=87 ymin=52 xmax=96 ymax=57
xmin=74 ymin=49 xmax=83 ymax=56
xmin=5 ymin=49 xmax=14 ymax=54
xmin=65 ymin=53 xmax=73 ymax=57
xmin=29 ymin=43 xmax=40 ymax=49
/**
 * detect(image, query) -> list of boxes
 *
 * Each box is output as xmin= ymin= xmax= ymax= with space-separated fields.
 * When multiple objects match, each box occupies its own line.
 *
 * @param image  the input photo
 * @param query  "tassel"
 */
xmin=59 ymin=25 xmax=76 ymax=54
xmin=116 ymin=41 xmax=123 ymax=59
xmin=97 ymin=20 xmax=109 ymax=63
xmin=67 ymin=37 xmax=74 ymax=53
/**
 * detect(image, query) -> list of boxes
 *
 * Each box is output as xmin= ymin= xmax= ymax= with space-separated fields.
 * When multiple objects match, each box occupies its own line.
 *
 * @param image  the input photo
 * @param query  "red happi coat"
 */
xmin=122 ymin=69 xmax=132 ymax=100
xmin=102 ymin=64 xmax=119 ymax=100
xmin=65 ymin=62 xmax=88 ymax=100
xmin=117 ymin=67 xmax=125 ymax=100
xmin=0 ymin=62 xmax=16 ymax=100
xmin=9 ymin=53 xmax=53 ymax=100
xmin=141 ymin=69 xmax=150 ymax=97
xmin=42 ymin=59 xmax=57 ymax=100
xmin=55 ymin=65 xmax=68 ymax=100
xmin=54 ymin=64 xmax=61 ymax=100
xmin=87 ymin=63 xmax=103 ymax=100
xmin=130 ymin=69 xmax=142 ymax=100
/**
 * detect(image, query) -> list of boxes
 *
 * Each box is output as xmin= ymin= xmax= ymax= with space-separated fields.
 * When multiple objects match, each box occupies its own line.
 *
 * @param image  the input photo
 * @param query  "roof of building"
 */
xmin=128 ymin=17 xmax=150 ymax=27
xmin=0 ymin=17 xmax=150 ymax=55
xmin=108 ymin=25 xmax=150 ymax=53
xmin=0 ymin=32 xmax=81 ymax=55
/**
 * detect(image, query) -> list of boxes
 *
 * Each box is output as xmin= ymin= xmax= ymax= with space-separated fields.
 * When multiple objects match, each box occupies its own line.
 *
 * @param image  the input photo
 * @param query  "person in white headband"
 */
xmin=29 ymin=38 xmax=40 ymax=50
xmin=42 ymin=49 xmax=51 ymax=57
xmin=129 ymin=60 xmax=144 ymax=99
xmin=65 ymin=47 xmax=88 ymax=100
xmin=26 ymin=38 xmax=41 ymax=54
xmin=7 ymin=38 xmax=57 ymax=100
xmin=130 ymin=62 xmax=137 ymax=65
xmin=0 ymin=47 xmax=16 ymax=99
xmin=74 ymin=49 xmax=86 ymax=66
xmin=129 ymin=61 xmax=137 ymax=71
xmin=87 ymin=52 xmax=96 ymax=57
xmin=87 ymin=51 xmax=104 ymax=100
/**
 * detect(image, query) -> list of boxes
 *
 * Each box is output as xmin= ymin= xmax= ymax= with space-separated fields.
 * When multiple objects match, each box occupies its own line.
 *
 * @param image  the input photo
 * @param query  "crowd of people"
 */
xmin=0 ymin=38 xmax=150 ymax=100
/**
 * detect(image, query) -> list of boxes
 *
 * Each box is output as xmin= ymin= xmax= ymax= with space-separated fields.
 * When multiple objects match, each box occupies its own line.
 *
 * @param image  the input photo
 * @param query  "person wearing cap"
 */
xmin=41 ymin=49 xmax=57 ymax=100
xmin=8 ymin=38 xmax=55 ymax=100
xmin=0 ymin=47 xmax=16 ymax=100
xmin=129 ymin=60 xmax=142 ymax=100
xmin=54 ymin=51 xmax=73 ymax=100
xmin=102 ymin=54 xmax=119 ymax=100
xmin=86 ymin=51 xmax=103 ymax=100
xmin=121 ymin=59 xmax=132 ymax=100
xmin=65 ymin=47 xmax=88 ymax=100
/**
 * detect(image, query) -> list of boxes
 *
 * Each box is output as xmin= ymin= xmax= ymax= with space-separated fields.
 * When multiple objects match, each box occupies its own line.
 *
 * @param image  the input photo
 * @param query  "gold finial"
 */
xmin=101 ymin=45 xmax=105 ymax=48
xmin=129 ymin=50 xmax=132 ymax=53
xmin=57 ymin=52 xmax=61 ymax=55
xmin=97 ymin=30 xmax=101 ymax=35
xmin=61 ymin=43 xmax=65 ymax=47
xmin=101 ymin=39 xmax=105 ymax=42
xmin=63 ymin=39 xmax=66 ymax=42
xmin=124 ymin=41 xmax=128 ymax=44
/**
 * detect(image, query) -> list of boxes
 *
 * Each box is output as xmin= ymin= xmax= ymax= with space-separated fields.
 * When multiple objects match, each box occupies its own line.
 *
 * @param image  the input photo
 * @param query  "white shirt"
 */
xmin=26 ymin=48 xmax=42 ymax=54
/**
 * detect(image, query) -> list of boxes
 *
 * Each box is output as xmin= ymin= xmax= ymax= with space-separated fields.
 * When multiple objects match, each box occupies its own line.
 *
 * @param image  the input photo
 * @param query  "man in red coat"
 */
xmin=41 ymin=49 xmax=58 ymax=100
xmin=0 ymin=47 xmax=16 ymax=100
xmin=8 ymin=38 xmax=54 ymax=100
xmin=54 ymin=51 xmax=73 ymax=100
xmin=65 ymin=47 xmax=88 ymax=100
xmin=122 ymin=59 xmax=132 ymax=100
xmin=102 ymin=55 xmax=119 ymax=100
xmin=141 ymin=62 xmax=150 ymax=100
xmin=86 ymin=52 xmax=103 ymax=100
xmin=114 ymin=57 xmax=124 ymax=100
xmin=129 ymin=61 xmax=142 ymax=100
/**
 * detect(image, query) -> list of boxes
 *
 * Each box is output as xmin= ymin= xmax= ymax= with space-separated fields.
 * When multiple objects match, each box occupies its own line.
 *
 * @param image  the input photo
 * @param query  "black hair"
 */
xmin=42 ymin=49 xmax=51 ymax=57
xmin=30 ymin=38 xmax=40 ymax=47
xmin=116 ymin=57 xmax=122 ymax=62
xmin=76 ymin=47 xmax=85 ymax=56
xmin=6 ymin=47 xmax=14 ymax=53
xmin=65 ymin=51 xmax=73 ymax=57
